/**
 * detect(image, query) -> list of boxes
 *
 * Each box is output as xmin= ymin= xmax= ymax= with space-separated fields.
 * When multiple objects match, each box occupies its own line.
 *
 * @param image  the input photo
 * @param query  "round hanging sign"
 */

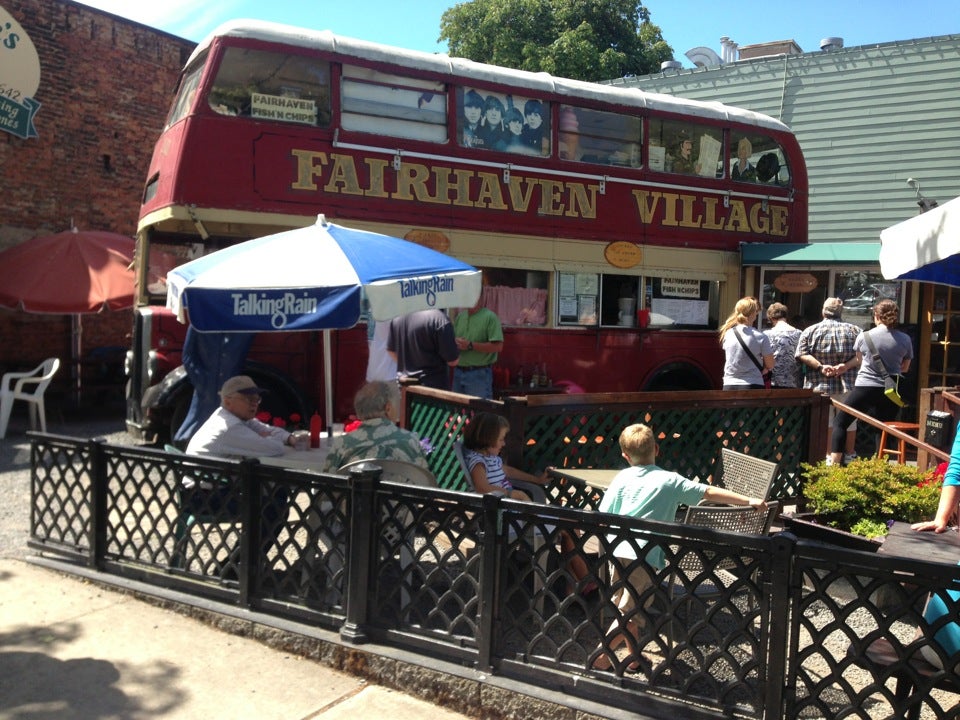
xmin=774 ymin=273 xmax=818 ymax=293
xmin=604 ymin=241 xmax=642 ymax=269
xmin=404 ymin=229 xmax=450 ymax=254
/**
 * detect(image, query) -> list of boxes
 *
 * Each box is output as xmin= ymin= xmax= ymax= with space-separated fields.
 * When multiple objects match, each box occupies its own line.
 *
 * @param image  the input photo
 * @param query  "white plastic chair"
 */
xmin=0 ymin=358 xmax=60 ymax=439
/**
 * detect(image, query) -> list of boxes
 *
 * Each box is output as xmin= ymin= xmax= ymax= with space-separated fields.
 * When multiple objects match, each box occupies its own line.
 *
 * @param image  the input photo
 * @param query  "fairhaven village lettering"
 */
xmin=290 ymin=150 xmax=789 ymax=237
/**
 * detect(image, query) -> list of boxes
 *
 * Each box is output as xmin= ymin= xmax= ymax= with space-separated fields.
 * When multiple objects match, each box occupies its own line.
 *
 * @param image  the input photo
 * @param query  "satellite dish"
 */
xmin=685 ymin=46 xmax=723 ymax=68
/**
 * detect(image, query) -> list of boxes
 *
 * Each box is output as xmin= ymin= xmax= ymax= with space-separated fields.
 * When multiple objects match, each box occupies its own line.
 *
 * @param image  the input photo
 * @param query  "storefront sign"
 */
xmin=774 ymin=272 xmax=818 ymax=293
xmin=604 ymin=241 xmax=642 ymax=268
xmin=0 ymin=5 xmax=41 ymax=139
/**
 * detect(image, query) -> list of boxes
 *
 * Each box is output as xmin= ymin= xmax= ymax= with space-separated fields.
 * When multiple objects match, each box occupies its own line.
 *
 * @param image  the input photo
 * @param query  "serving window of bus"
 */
xmin=476 ymin=268 xmax=549 ymax=327
xmin=557 ymin=272 xmax=718 ymax=329
xmin=206 ymin=47 xmax=332 ymax=126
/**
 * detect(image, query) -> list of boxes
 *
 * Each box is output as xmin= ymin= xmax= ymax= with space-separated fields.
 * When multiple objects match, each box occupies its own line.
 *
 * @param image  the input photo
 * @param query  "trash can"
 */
xmin=925 ymin=410 xmax=955 ymax=450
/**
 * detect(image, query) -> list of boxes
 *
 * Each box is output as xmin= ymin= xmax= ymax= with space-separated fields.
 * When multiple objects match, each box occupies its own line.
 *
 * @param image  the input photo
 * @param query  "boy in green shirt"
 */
xmin=592 ymin=423 xmax=766 ymax=672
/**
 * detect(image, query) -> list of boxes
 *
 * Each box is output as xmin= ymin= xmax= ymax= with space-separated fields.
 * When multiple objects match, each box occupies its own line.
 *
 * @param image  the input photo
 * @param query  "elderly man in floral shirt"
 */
xmin=322 ymin=380 xmax=428 ymax=472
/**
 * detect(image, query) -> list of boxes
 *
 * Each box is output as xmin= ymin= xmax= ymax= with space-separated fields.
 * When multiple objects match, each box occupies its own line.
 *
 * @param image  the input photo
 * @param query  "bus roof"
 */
xmin=190 ymin=19 xmax=790 ymax=133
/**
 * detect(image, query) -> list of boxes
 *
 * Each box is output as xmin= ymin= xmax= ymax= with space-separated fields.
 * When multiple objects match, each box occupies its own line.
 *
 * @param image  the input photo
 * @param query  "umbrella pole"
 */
xmin=72 ymin=314 xmax=82 ymax=406
xmin=323 ymin=329 xmax=334 ymax=425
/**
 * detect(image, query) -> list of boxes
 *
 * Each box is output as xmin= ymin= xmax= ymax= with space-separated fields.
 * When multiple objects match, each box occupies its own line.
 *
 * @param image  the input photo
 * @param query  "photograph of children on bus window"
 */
xmin=729 ymin=134 xmax=790 ymax=185
xmin=457 ymin=88 xmax=550 ymax=156
xmin=558 ymin=105 xmax=642 ymax=167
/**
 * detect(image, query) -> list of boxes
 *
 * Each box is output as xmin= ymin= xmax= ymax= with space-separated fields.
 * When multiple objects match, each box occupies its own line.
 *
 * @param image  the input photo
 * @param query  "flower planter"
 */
xmin=781 ymin=513 xmax=882 ymax=553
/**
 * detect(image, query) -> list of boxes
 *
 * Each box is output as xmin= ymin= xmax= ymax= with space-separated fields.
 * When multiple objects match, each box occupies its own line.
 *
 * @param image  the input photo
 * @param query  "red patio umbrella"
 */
xmin=0 ymin=228 xmax=135 ymax=313
xmin=0 ymin=228 xmax=136 ymax=402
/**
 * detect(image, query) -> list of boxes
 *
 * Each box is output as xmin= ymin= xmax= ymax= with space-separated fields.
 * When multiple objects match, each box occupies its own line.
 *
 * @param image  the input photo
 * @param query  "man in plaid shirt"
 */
xmin=796 ymin=298 xmax=862 ymax=462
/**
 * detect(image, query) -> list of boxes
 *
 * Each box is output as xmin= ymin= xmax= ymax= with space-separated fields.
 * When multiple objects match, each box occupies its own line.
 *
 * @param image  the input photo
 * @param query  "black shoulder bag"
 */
xmin=862 ymin=331 xmax=905 ymax=407
xmin=733 ymin=326 xmax=771 ymax=388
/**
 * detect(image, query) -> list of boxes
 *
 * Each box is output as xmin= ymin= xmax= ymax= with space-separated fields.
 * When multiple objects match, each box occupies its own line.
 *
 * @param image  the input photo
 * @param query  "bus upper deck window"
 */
xmin=558 ymin=105 xmax=641 ymax=167
xmin=650 ymin=119 xmax=721 ymax=178
xmin=458 ymin=88 xmax=550 ymax=156
xmin=164 ymin=60 xmax=204 ymax=130
xmin=729 ymin=134 xmax=791 ymax=187
xmin=207 ymin=47 xmax=331 ymax=127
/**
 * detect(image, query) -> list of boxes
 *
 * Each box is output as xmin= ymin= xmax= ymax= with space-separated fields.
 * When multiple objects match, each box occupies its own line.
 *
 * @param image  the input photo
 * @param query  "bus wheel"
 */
xmin=644 ymin=363 xmax=712 ymax=392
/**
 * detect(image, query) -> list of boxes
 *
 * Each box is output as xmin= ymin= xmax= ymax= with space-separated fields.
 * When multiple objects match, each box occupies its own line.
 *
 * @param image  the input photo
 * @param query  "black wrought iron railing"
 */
xmin=29 ymin=434 xmax=960 ymax=720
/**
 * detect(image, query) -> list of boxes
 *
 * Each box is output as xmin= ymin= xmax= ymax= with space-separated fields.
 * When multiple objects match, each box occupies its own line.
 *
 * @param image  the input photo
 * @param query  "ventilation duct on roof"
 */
xmin=820 ymin=37 xmax=844 ymax=51
xmin=685 ymin=46 xmax=723 ymax=67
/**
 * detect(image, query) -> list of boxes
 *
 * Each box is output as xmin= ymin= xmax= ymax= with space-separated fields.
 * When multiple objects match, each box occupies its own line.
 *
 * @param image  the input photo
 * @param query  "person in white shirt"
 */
xmin=186 ymin=375 xmax=295 ymax=458
xmin=183 ymin=375 xmax=292 ymax=581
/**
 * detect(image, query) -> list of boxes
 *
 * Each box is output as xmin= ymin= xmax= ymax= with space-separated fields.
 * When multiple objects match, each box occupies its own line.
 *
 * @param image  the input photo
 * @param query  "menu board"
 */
xmin=559 ymin=272 xmax=599 ymax=325
xmin=649 ymin=277 xmax=711 ymax=327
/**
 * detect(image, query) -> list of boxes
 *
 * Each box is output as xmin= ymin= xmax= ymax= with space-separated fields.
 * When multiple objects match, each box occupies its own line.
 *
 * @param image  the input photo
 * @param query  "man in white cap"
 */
xmin=186 ymin=375 xmax=295 ymax=458
xmin=796 ymin=298 xmax=863 ymax=463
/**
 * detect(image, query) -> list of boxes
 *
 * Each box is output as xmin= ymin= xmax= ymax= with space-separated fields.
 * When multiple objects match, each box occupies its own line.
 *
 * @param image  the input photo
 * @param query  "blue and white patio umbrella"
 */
xmin=880 ymin=195 xmax=960 ymax=286
xmin=166 ymin=214 xmax=482 ymax=421
xmin=166 ymin=214 xmax=482 ymax=330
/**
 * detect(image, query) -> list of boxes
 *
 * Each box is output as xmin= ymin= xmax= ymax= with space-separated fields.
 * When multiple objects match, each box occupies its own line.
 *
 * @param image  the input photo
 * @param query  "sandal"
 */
xmin=580 ymin=581 xmax=599 ymax=598
xmin=590 ymin=654 xmax=613 ymax=671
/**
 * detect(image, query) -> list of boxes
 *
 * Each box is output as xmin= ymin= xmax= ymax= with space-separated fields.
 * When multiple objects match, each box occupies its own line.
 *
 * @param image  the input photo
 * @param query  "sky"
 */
xmin=74 ymin=0 xmax=959 ymax=69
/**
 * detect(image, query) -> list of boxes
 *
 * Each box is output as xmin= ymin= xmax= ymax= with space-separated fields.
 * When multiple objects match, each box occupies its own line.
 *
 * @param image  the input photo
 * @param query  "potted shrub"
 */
xmin=783 ymin=456 xmax=943 ymax=550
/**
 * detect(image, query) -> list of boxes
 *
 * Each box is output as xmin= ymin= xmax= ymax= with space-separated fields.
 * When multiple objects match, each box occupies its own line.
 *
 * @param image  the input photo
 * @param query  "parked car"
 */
xmin=843 ymin=285 xmax=897 ymax=311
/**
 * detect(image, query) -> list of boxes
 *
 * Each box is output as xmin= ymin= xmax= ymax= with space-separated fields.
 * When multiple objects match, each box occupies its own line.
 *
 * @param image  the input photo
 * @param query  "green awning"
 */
xmin=741 ymin=242 xmax=881 ymax=266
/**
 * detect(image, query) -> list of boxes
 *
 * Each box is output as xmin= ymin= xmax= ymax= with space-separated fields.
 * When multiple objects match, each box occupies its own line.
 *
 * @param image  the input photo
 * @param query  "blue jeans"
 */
xmin=453 ymin=366 xmax=493 ymax=399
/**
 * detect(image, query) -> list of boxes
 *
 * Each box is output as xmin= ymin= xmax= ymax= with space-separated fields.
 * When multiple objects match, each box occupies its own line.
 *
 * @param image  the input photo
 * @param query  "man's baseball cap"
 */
xmin=220 ymin=375 xmax=266 ymax=396
xmin=822 ymin=297 xmax=844 ymax=318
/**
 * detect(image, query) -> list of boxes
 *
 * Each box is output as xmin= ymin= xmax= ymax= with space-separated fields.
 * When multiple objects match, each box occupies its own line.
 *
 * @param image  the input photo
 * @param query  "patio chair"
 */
xmin=666 ymin=501 xmax=780 ymax=642
xmin=452 ymin=441 xmax=566 ymax=609
xmin=165 ymin=444 xmax=239 ymax=576
xmin=452 ymin=440 xmax=546 ymax=502
xmin=0 ymin=357 xmax=60 ymax=439
xmin=300 ymin=458 xmax=438 ymax=606
xmin=712 ymin=448 xmax=778 ymax=501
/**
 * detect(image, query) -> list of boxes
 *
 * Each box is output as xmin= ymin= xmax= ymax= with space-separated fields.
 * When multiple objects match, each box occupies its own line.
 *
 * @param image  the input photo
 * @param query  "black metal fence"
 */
xmin=29 ymin=434 xmax=960 ymax=719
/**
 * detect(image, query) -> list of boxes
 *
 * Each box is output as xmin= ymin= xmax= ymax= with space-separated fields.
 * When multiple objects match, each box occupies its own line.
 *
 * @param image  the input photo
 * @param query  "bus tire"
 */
xmin=643 ymin=363 xmax=713 ymax=392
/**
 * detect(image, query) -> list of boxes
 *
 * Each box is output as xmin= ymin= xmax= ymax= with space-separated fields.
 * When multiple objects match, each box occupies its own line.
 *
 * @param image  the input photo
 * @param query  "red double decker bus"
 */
xmin=127 ymin=20 xmax=808 ymax=441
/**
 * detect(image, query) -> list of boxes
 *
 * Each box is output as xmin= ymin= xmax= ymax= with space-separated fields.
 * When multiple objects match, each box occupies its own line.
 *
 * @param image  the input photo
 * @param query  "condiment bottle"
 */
xmin=309 ymin=412 xmax=322 ymax=448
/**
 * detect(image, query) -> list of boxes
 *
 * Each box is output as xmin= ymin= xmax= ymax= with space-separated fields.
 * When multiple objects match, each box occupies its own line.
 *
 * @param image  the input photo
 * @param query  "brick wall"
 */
xmin=0 ymin=0 xmax=194 ymax=381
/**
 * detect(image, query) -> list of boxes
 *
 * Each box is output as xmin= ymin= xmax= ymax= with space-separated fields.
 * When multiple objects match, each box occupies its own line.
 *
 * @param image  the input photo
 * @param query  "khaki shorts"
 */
xmin=609 ymin=558 xmax=655 ymax=622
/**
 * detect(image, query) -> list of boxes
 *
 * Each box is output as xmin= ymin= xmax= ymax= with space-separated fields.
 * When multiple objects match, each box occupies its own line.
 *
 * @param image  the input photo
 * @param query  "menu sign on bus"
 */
xmin=284 ymin=148 xmax=791 ymax=241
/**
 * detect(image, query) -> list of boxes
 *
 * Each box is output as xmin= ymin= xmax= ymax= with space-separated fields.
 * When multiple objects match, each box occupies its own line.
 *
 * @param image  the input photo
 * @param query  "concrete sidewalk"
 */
xmin=0 ymin=558 xmax=473 ymax=720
